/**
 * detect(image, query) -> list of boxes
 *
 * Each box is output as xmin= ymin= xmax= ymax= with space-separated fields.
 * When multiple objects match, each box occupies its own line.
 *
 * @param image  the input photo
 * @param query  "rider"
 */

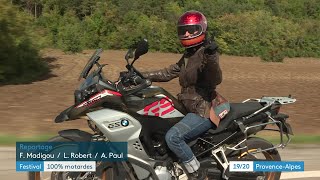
xmin=142 ymin=11 xmax=230 ymax=179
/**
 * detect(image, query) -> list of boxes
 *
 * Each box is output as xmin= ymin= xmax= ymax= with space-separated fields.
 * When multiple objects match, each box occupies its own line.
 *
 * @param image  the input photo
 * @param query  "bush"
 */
xmin=286 ymin=19 xmax=320 ymax=58
xmin=0 ymin=2 xmax=48 ymax=84
xmin=260 ymin=47 xmax=285 ymax=62
xmin=11 ymin=0 xmax=320 ymax=61
xmin=213 ymin=10 xmax=303 ymax=62
xmin=57 ymin=11 xmax=84 ymax=53
xmin=57 ymin=24 xmax=84 ymax=53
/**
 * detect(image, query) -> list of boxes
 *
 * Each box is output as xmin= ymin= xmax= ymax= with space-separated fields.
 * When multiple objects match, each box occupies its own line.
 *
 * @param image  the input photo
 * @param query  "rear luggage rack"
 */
xmin=243 ymin=96 xmax=296 ymax=105
xmin=232 ymin=116 xmax=291 ymax=152
xmin=227 ymin=96 xmax=296 ymax=155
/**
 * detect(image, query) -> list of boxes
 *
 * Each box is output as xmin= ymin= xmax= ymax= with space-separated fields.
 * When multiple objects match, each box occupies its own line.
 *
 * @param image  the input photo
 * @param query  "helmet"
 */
xmin=177 ymin=11 xmax=207 ymax=48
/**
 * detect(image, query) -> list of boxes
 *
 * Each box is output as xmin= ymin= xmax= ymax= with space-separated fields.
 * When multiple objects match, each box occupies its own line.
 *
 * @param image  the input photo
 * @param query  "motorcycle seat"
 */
xmin=209 ymin=102 xmax=264 ymax=134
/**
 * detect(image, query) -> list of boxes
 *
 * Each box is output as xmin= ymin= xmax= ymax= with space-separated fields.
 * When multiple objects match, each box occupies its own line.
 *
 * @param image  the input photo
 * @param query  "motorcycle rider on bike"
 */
xmin=142 ymin=11 xmax=230 ymax=180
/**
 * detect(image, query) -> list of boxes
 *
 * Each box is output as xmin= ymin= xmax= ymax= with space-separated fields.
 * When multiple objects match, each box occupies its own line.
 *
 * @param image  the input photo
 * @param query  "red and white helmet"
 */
xmin=177 ymin=11 xmax=207 ymax=48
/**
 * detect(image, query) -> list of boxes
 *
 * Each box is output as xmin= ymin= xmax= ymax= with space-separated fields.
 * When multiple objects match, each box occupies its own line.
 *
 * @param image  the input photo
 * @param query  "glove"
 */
xmin=204 ymin=41 xmax=218 ymax=55
xmin=132 ymin=75 xmax=143 ymax=85
xmin=140 ymin=71 xmax=150 ymax=79
xmin=120 ymin=71 xmax=130 ymax=78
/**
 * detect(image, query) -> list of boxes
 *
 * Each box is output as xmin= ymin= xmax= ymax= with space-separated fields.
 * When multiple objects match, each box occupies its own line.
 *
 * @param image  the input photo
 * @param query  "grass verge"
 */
xmin=0 ymin=134 xmax=55 ymax=146
xmin=258 ymin=134 xmax=320 ymax=145
xmin=0 ymin=134 xmax=319 ymax=146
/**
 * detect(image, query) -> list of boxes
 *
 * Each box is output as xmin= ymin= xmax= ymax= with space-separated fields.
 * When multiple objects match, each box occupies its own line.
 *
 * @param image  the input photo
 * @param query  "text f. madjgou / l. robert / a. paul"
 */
xmin=19 ymin=151 xmax=124 ymax=160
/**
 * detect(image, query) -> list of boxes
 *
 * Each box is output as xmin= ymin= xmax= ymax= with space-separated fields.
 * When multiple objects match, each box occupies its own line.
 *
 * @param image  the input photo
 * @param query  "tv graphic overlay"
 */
xmin=16 ymin=142 xmax=127 ymax=172
xmin=229 ymin=161 xmax=304 ymax=172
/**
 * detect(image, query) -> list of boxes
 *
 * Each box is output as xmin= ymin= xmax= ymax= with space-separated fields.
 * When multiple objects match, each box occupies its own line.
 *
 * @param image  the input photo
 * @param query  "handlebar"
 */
xmin=82 ymin=44 xmax=151 ymax=97
xmin=132 ymin=75 xmax=143 ymax=85
xmin=118 ymin=77 xmax=151 ymax=96
xmin=121 ymin=63 xmax=148 ymax=86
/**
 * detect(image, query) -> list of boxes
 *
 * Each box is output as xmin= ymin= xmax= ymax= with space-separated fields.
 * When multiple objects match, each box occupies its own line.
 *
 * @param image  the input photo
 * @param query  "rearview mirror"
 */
xmin=125 ymin=49 xmax=134 ymax=61
xmin=134 ymin=39 xmax=148 ymax=60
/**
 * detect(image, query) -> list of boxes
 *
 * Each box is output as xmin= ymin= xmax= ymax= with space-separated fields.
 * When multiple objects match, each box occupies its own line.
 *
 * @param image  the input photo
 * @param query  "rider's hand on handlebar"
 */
xmin=119 ymin=71 xmax=143 ymax=86
xmin=120 ymin=71 xmax=130 ymax=78
xmin=132 ymin=75 xmax=143 ymax=85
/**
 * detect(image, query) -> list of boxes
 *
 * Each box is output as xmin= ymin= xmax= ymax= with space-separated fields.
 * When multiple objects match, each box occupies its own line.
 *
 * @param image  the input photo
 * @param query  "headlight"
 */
xmin=74 ymin=90 xmax=83 ymax=104
xmin=75 ymin=84 xmax=98 ymax=105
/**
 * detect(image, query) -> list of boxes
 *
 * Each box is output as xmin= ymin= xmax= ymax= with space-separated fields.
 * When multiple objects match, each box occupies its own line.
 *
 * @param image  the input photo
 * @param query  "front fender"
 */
xmin=55 ymin=106 xmax=74 ymax=123
xmin=58 ymin=129 xmax=93 ymax=141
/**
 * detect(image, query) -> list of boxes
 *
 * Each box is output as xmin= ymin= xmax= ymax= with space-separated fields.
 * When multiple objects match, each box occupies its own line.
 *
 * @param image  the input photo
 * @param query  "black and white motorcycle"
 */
xmin=29 ymin=39 xmax=296 ymax=180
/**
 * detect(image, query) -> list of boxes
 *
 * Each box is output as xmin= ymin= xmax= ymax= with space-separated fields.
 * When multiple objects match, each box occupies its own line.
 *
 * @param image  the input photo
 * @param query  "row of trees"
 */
xmin=1 ymin=0 xmax=320 ymax=83
xmin=18 ymin=0 xmax=320 ymax=59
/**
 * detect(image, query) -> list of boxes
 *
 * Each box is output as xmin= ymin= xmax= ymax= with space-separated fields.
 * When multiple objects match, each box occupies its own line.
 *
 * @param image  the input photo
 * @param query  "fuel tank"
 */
xmin=124 ymin=86 xmax=187 ymax=119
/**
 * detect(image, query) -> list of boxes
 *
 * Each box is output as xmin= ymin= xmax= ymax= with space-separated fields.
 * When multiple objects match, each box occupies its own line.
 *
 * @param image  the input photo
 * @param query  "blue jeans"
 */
xmin=165 ymin=113 xmax=215 ymax=163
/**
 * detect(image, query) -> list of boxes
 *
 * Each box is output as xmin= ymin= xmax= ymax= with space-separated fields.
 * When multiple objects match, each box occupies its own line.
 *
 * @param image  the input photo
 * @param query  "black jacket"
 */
xmin=142 ymin=42 xmax=222 ymax=118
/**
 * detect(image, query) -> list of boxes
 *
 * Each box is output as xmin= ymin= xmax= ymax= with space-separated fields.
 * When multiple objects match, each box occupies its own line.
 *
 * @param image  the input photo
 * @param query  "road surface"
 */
xmin=1 ymin=145 xmax=319 ymax=180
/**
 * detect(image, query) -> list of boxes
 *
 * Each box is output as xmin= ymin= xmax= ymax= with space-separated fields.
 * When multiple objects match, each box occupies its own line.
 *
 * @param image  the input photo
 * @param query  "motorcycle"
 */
xmin=29 ymin=39 xmax=296 ymax=180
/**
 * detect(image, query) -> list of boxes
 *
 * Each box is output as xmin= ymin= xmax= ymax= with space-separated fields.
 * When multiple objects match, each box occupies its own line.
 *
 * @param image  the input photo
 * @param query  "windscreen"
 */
xmin=78 ymin=49 xmax=103 ymax=81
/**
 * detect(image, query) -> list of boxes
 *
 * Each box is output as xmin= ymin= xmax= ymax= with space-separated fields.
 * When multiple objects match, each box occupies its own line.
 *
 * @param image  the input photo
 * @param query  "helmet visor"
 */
xmin=178 ymin=25 xmax=202 ymax=39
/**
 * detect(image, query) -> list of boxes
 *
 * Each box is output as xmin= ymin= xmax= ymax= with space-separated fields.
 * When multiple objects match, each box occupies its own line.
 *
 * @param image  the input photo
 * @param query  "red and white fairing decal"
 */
xmin=76 ymin=89 xmax=121 ymax=108
xmin=137 ymin=94 xmax=184 ymax=118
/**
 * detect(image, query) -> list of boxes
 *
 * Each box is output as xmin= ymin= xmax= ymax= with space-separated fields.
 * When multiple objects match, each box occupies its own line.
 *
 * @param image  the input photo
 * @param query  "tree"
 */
xmin=0 ymin=2 xmax=48 ymax=84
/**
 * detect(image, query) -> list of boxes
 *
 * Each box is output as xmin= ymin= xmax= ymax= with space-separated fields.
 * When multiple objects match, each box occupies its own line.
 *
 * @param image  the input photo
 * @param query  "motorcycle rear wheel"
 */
xmin=238 ymin=137 xmax=282 ymax=180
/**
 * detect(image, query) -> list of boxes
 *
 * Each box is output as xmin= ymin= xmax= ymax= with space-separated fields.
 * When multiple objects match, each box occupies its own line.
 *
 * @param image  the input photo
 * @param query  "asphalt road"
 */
xmin=1 ymin=145 xmax=319 ymax=180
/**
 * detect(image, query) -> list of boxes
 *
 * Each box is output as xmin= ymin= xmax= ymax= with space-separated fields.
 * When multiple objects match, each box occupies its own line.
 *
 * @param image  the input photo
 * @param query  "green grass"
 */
xmin=254 ymin=134 xmax=320 ymax=144
xmin=0 ymin=134 xmax=319 ymax=146
xmin=0 ymin=134 xmax=56 ymax=146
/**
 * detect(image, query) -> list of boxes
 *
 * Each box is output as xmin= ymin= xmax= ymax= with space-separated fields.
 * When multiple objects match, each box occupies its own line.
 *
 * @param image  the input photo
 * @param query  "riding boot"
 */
xmin=188 ymin=168 xmax=208 ymax=180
